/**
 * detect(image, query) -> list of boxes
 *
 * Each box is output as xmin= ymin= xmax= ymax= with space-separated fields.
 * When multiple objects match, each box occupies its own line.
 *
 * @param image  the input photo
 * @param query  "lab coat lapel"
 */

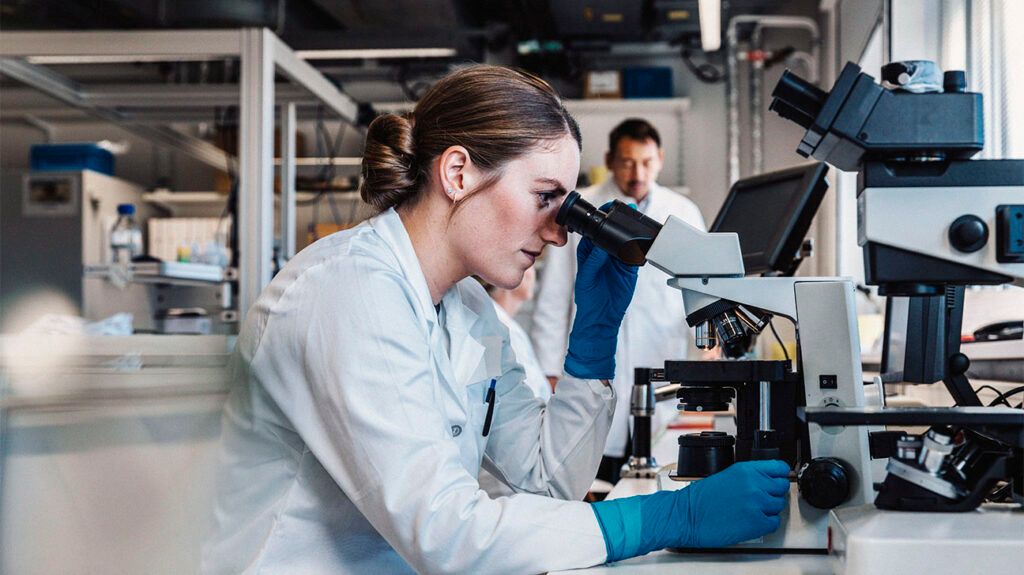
xmin=442 ymin=288 xmax=488 ymax=390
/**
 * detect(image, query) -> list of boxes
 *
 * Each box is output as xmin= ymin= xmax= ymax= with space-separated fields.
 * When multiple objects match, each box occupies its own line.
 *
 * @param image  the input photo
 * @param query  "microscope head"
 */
xmin=769 ymin=61 xmax=983 ymax=171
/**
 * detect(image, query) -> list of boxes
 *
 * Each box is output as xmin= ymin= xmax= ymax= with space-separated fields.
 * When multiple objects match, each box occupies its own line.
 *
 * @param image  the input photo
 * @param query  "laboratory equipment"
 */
xmin=558 ymin=59 xmax=1024 ymax=563
xmin=560 ymin=170 xmax=880 ymax=553
xmin=0 ymin=170 xmax=236 ymax=334
xmin=768 ymin=60 xmax=1024 ymax=575
xmin=109 ymin=203 xmax=143 ymax=263
xmin=0 ymin=170 xmax=156 ymax=332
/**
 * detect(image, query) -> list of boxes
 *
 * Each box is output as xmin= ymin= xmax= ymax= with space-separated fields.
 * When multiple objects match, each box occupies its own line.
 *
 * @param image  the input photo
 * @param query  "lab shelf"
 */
xmin=84 ymin=262 xmax=237 ymax=287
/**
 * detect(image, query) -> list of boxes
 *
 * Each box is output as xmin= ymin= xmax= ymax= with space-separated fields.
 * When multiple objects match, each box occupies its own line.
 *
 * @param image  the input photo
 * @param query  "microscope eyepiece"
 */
xmin=770 ymin=70 xmax=827 ymax=130
xmin=556 ymin=191 xmax=663 ymax=266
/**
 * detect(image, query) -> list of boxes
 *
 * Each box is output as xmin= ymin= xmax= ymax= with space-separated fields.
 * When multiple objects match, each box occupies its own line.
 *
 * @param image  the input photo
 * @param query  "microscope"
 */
xmin=558 ymin=59 xmax=1024 ymax=570
xmin=558 ymin=161 xmax=882 ymax=552
xmin=769 ymin=60 xmax=1024 ymax=573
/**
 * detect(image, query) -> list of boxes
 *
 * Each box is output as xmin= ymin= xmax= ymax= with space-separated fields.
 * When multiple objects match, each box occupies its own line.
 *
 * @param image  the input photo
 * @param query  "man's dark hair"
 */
xmin=608 ymin=118 xmax=661 ymax=154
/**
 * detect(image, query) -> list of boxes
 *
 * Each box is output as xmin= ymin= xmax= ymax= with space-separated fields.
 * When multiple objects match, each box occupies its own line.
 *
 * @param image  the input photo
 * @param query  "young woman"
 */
xmin=203 ymin=65 xmax=789 ymax=574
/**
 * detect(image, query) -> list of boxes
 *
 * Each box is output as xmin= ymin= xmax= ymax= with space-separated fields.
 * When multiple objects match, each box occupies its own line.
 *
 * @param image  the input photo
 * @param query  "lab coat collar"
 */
xmin=368 ymin=208 xmax=439 ymax=327
xmin=369 ymin=208 xmax=489 ymax=391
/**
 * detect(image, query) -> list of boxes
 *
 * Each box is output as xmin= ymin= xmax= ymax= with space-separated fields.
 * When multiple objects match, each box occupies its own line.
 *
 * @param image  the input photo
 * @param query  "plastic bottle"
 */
xmin=110 ymin=203 xmax=143 ymax=263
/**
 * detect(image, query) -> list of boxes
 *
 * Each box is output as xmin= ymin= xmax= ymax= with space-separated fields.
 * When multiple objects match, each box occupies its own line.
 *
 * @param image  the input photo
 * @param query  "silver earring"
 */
xmin=446 ymin=187 xmax=456 ymax=198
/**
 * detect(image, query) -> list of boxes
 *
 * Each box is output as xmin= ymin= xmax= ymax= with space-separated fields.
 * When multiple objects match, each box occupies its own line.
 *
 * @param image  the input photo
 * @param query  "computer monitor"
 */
xmin=880 ymin=294 xmax=948 ymax=384
xmin=710 ymin=162 xmax=829 ymax=276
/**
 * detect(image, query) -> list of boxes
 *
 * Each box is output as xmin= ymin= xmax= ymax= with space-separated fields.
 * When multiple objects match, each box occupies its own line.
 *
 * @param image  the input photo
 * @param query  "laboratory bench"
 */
xmin=0 ymin=334 xmax=233 ymax=574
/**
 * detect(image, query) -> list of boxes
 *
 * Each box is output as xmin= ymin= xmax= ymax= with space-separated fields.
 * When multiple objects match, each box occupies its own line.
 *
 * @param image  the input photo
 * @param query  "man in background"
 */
xmin=531 ymin=118 xmax=706 ymax=484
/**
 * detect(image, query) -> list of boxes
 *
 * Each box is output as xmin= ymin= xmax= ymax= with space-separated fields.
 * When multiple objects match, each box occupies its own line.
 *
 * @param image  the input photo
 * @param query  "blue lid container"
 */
xmin=622 ymin=67 xmax=674 ymax=99
xmin=30 ymin=143 xmax=115 ymax=176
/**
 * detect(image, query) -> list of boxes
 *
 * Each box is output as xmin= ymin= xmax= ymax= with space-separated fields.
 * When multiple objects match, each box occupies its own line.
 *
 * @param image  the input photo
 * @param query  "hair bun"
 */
xmin=360 ymin=113 xmax=418 ymax=211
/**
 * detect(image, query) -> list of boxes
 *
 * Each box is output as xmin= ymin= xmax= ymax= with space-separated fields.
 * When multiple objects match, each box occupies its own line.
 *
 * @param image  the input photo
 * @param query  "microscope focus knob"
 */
xmin=798 ymin=457 xmax=851 ymax=509
xmin=948 ymin=215 xmax=989 ymax=253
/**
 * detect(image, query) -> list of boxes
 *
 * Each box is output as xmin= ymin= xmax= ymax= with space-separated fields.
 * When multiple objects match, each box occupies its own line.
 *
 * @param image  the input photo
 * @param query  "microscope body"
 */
xmin=645 ymin=220 xmax=879 ymax=552
xmin=770 ymin=61 xmax=1024 ymax=574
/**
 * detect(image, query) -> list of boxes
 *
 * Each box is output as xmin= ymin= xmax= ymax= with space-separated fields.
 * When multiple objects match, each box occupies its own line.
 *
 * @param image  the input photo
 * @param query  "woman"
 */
xmin=203 ymin=65 xmax=789 ymax=574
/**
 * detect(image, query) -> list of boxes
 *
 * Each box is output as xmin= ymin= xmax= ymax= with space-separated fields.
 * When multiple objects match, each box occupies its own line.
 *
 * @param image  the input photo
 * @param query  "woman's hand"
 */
xmin=591 ymin=460 xmax=792 ymax=561
xmin=563 ymin=228 xmax=639 ymax=380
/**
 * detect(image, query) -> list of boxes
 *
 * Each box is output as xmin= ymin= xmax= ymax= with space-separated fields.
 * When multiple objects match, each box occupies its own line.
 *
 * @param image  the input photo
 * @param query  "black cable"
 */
xmin=988 ymin=385 xmax=1024 ymax=408
xmin=975 ymin=384 xmax=1012 ymax=407
xmin=768 ymin=319 xmax=790 ymax=363
xmin=681 ymin=48 xmax=726 ymax=84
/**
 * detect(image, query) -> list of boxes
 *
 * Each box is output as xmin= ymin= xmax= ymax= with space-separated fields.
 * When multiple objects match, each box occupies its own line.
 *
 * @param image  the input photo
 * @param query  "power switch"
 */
xmin=996 ymin=205 xmax=1024 ymax=263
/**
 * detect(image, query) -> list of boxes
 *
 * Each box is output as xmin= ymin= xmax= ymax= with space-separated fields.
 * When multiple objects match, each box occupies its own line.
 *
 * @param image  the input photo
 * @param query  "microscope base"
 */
xmin=829 ymin=504 xmax=1024 ymax=575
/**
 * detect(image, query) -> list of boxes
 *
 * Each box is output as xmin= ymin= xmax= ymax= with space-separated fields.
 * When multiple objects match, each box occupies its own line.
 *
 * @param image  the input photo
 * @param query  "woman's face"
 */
xmin=449 ymin=134 xmax=579 ymax=290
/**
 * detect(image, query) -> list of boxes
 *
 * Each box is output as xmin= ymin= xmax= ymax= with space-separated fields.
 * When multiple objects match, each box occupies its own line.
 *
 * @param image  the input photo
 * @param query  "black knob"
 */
xmin=798 ymin=457 xmax=851 ymax=509
xmin=943 ymin=70 xmax=967 ymax=93
xmin=948 ymin=352 xmax=970 ymax=375
xmin=948 ymin=215 xmax=988 ymax=253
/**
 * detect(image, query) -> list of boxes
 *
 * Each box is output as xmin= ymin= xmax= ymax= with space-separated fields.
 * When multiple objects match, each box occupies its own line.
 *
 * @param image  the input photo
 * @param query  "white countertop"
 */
xmin=555 ymin=550 xmax=831 ymax=574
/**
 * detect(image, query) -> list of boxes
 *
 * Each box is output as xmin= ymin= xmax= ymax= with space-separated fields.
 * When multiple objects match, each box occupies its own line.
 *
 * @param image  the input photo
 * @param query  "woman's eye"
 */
xmin=537 ymin=191 xmax=557 ymax=208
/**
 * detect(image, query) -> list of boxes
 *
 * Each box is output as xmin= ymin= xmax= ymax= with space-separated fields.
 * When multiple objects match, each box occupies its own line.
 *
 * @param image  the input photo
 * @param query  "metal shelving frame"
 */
xmin=0 ymin=28 xmax=359 ymax=316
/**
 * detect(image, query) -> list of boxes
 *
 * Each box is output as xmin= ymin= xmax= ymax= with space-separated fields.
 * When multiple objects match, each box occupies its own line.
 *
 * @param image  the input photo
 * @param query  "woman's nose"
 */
xmin=543 ymin=215 xmax=568 ymax=247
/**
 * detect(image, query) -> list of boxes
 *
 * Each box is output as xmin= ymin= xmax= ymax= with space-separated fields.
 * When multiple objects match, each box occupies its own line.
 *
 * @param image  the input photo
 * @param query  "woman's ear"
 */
xmin=439 ymin=145 xmax=471 ymax=201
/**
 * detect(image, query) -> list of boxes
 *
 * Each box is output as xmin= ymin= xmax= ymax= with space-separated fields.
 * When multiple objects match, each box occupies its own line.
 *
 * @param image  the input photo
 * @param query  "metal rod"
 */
xmin=239 ymin=28 xmax=276 ymax=318
xmin=759 ymin=380 xmax=771 ymax=430
xmin=0 ymin=58 xmax=231 ymax=171
xmin=0 ymin=30 xmax=243 ymax=58
xmin=726 ymin=15 xmax=820 ymax=184
xmin=269 ymin=33 xmax=360 ymax=125
xmin=280 ymin=102 xmax=297 ymax=260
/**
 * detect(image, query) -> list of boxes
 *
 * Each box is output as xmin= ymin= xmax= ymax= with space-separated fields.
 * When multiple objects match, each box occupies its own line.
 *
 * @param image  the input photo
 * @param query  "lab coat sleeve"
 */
xmin=530 ymin=237 xmax=576 ymax=376
xmin=260 ymin=254 xmax=608 ymax=575
xmin=480 ymin=327 xmax=616 ymax=500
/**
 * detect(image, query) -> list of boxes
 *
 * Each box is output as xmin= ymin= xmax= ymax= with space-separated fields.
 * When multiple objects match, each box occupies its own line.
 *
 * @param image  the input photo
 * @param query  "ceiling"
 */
xmin=0 ymin=0 xmax=819 ymax=113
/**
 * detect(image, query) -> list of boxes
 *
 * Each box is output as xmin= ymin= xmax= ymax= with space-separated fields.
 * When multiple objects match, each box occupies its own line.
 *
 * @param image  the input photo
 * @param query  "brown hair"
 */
xmin=360 ymin=65 xmax=582 ymax=212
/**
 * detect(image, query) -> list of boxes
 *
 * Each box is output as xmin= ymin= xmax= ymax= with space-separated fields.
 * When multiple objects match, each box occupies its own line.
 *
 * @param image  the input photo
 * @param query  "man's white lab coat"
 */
xmin=531 ymin=179 xmax=706 ymax=457
xmin=202 ymin=208 xmax=613 ymax=574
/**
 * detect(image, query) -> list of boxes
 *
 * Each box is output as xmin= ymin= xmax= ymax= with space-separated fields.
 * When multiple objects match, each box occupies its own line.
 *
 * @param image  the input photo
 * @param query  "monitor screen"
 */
xmin=881 ymin=296 xmax=910 ymax=376
xmin=710 ymin=162 xmax=829 ymax=276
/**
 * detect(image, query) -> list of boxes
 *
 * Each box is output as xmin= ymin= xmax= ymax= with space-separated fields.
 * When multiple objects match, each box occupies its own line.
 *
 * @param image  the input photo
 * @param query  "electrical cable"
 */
xmin=987 ymin=385 xmax=1024 ymax=408
xmin=975 ymin=384 xmax=1012 ymax=407
xmin=767 ymin=319 xmax=790 ymax=363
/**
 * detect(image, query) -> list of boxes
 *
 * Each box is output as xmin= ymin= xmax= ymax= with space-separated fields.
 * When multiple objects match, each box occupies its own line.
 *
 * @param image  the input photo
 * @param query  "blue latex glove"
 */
xmin=563 ymin=229 xmax=639 ymax=380
xmin=590 ymin=460 xmax=791 ymax=562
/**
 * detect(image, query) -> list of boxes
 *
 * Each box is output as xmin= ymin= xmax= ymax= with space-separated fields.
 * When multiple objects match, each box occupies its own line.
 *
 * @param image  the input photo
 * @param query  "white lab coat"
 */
xmin=201 ymin=208 xmax=613 ymax=575
xmin=493 ymin=304 xmax=552 ymax=403
xmin=531 ymin=180 xmax=706 ymax=458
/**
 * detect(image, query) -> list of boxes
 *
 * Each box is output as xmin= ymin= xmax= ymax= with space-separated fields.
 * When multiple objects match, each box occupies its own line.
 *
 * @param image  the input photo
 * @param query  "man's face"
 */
xmin=605 ymin=137 xmax=664 ymax=201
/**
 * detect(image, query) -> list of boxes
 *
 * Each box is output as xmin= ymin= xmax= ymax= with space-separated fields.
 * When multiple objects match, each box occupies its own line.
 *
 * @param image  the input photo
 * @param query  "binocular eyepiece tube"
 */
xmin=555 ymin=191 xmax=663 ymax=266
xmin=769 ymin=70 xmax=828 ymax=130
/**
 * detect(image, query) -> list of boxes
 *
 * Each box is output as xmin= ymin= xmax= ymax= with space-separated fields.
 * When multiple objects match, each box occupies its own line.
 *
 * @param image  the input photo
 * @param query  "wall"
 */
xmin=574 ymin=53 xmax=729 ymax=223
